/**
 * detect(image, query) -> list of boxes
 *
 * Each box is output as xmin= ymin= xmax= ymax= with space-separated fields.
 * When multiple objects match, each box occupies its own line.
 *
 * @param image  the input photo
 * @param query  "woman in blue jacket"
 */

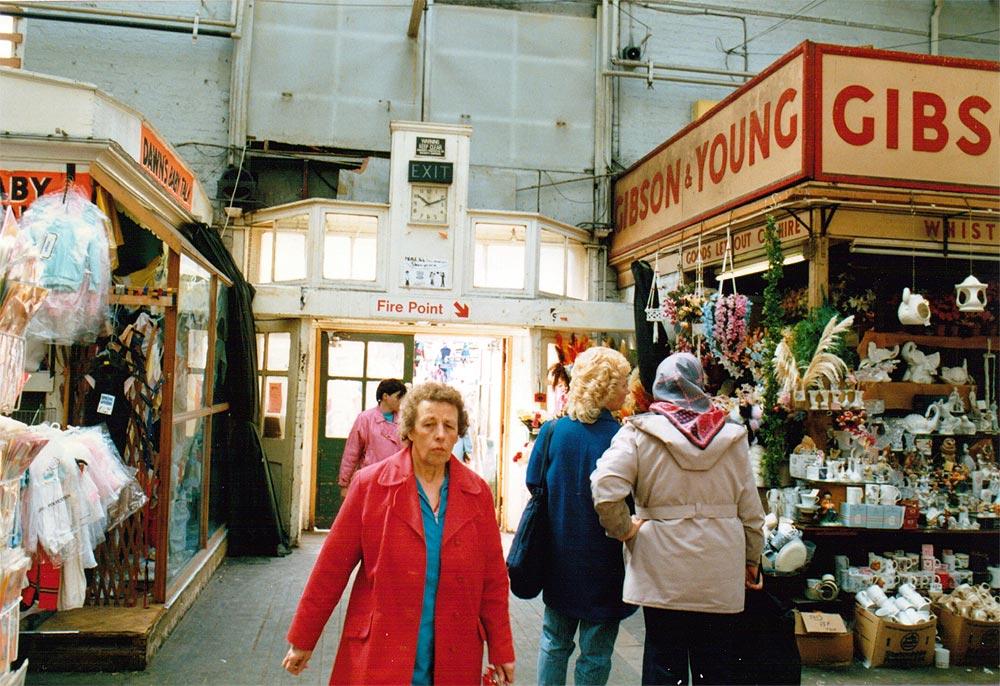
xmin=526 ymin=346 xmax=634 ymax=685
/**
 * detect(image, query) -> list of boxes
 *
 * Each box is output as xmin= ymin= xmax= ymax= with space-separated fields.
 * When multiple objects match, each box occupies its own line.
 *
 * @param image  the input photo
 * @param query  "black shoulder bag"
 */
xmin=505 ymin=421 xmax=556 ymax=600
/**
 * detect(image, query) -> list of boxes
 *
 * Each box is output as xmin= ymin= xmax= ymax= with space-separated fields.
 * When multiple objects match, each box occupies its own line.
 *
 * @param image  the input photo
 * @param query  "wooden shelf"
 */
xmin=858 ymin=330 xmax=999 ymax=356
xmin=109 ymin=293 xmax=175 ymax=307
xmin=859 ymin=381 xmax=972 ymax=410
xmin=801 ymin=526 xmax=999 ymax=536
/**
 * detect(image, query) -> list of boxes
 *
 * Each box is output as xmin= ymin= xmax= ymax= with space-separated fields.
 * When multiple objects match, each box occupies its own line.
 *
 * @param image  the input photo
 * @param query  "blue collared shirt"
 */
xmin=412 ymin=471 xmax=449 ymax=686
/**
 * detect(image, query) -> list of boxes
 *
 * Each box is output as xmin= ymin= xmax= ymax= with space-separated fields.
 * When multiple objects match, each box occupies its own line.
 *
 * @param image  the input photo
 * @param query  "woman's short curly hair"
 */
xmin=565 ymin=347 xmax=631 ymax=424
xmin=398 ymin=382 xmax=469 ymax=442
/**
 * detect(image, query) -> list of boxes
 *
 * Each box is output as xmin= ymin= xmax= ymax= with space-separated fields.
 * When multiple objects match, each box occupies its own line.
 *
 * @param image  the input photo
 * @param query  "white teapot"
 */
xmin=898 ymin=287 xmax=931 ymax=326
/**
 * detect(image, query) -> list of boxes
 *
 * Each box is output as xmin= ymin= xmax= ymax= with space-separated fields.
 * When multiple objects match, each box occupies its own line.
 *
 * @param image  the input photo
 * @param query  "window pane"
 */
xmin=366 ymin=341 xmax=404 ymax=379
xmin=262 ymin=375 xmax=288 ymax=439
xmin=328 ymin=339 xmax=365 ymax=377
xmin=473 ymin=222 xmax=526 ymax=290
xmin=326 ymin=380 xmax=362 ymax=438
xmin=256 ymin=333 xmax=265 ymax=371
xmin=208 ymin=412 xmax=228 ymax=536
xmin=366 ymin=380 xmax=381 ymax=410
xmin=266 ymin=332 xmax=291 ymax=371
xmin=324 ymin=213 xmax=378 ymax=281
xmin=258 ymin=231 xmax=273 ymax=283
xmin=353 ymin=236 xmax=377 ymax=281
xmin=323 ymin=234 xmax=352 ymax=280
xmin=167 ymin=416 xmax=205 ymax=581
xmin=175 ymin=255 xmax=211 ymax=413
xmin=538 ymin=240 xmax=565 ymax=295
xmin=273 ymin=231 xmax=307 ymax=281
xmin=566 ymin=241 xmax=589 ymax=300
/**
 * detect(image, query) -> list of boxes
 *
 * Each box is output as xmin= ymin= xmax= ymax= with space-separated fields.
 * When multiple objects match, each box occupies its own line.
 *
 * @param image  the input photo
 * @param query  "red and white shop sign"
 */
xmin=818 ymin=47 xmax=999 ymax=192
xmin=139 ymin=123 xmax=195 ymax=211
xmin=0 ymin=170 xmax=93 ymax=217
xmin=612 ymin=42 xmax=1000 ymax=261
xmin=612 ymin=51 xmax=806 ymax=259
xmin=681 ymin=215 xmax=806 ymax=268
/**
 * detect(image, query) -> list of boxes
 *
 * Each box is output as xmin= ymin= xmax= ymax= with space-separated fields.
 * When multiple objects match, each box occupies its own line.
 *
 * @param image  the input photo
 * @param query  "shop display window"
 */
xmin=539 ymin=227 xmax=588 ymax=299
xmin=250 ymin=213 xmax=309 ymax=283
xmin=474 ymin=222 xmax=527 ymax=290
xmin=174 ymin=256 xmax=211 ymax=414
xmin=167 ymin=417 xmax=206 ymax=582
xmin=323 ymin=212 xmax=378 ymax=281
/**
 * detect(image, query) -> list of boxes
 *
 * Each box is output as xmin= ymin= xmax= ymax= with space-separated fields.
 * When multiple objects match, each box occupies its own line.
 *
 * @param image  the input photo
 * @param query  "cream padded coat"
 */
xmin=591 ymin=414 xmax=765 ymax=614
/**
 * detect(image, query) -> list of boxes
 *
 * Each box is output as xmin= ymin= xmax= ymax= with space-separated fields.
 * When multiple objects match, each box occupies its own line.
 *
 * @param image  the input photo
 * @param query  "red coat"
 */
xmin=287 ymin=448 xmax=515 ymax=685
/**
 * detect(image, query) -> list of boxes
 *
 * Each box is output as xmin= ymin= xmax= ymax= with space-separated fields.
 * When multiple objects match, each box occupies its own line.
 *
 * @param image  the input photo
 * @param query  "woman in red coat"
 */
xmin=282 ymin=382 xmax=516 ymax=685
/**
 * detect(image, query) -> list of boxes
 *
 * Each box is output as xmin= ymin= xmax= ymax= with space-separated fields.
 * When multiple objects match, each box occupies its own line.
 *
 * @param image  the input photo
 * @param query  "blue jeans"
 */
xmin=537 ymin=606 xmax=620 ymax=686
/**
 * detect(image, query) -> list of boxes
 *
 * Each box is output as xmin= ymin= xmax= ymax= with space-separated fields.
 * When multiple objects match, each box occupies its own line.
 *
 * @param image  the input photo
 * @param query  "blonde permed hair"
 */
xmin=565 ymin=347 xmax=631 ymax=424
xmin=398 ymin=382 xmax=469 ymax=442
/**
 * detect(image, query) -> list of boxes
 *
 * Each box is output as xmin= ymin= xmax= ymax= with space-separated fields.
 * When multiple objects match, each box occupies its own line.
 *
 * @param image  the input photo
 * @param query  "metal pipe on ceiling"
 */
xmin=9 ymin=1 xmax=237 ymax=28
xmin=603 ymin=69 xmax=743 ymax=89
xmin=0 ymin=8 xmax=235 ymax=38
xmin=611 ymin=56 xmax=755 ymax=79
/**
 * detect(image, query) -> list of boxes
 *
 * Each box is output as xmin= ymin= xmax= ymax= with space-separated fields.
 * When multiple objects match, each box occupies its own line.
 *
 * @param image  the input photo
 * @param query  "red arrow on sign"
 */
xmin=453 ymin=301 xmax=470 ymax=318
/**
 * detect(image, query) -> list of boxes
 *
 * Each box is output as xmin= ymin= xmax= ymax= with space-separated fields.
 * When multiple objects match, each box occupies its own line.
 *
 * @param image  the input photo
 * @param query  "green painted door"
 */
xmin=315 ymin=331 xmax=414 ymax=528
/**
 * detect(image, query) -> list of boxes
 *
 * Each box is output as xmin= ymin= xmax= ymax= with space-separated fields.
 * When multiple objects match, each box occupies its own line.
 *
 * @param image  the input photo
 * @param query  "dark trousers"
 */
xmin=641 ymin=607 xmax=737 ymax=686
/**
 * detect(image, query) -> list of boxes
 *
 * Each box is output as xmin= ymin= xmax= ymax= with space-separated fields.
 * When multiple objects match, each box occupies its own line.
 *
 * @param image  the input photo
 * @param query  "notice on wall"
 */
xmin=401 ymin=256 xmax=450 ymax=290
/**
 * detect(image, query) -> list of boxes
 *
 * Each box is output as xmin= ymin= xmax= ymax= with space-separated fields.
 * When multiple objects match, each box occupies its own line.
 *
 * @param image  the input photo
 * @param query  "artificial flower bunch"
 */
xmin=663 ymin=283 xmax=706 ymax=352
xmin=517 ymin=408 xmax=552 ymax=436
xmin=703 ymin=293 xmax=752 ymax=376
xmin=835 ymin=408 xmax=875 ymax=450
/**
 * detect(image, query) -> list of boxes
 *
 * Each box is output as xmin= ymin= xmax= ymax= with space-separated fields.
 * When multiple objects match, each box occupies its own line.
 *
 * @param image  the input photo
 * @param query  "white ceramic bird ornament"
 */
xmin=857 ymin=342 xmax=900 ymax=382
xmin=940 ymin=359 xmax=970 ymax=386
xmin=901 ymin=341 xmax=940 ymax=384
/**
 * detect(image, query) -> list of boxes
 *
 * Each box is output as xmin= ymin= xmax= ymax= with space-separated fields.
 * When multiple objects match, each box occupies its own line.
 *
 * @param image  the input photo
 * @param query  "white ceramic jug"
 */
xmin=898 ymin=287 xmax=931 ymax=326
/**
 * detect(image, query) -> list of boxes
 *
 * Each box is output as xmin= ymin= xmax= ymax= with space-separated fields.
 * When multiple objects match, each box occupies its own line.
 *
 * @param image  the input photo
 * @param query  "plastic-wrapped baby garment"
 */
xmin=19 ymin=185 xmax=111 ymax=344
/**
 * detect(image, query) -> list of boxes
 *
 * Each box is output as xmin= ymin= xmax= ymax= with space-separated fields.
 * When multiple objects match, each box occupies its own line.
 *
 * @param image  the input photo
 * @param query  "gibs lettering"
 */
xmin=832 ymin=85 xmax=992 ymax=156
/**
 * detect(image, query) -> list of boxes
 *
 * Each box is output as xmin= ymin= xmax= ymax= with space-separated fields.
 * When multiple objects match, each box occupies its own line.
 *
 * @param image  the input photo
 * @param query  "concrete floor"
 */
xmin=24 ymin=532 xmax=998 ymax=685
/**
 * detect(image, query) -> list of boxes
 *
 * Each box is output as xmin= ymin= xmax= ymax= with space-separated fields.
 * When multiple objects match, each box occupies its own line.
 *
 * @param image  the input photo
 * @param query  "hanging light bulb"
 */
xmin=955 ymin=274 xmax=988 ymax=312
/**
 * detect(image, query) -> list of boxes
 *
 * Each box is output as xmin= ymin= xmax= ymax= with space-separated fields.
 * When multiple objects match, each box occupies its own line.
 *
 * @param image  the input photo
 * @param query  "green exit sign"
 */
xmin=408 ymin=160 xmax=453 ymax=184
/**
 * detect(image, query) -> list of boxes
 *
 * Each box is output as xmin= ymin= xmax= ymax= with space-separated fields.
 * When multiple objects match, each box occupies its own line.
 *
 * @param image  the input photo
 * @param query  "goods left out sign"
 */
xmin=139 ymin=123 xmax=194 ymax=211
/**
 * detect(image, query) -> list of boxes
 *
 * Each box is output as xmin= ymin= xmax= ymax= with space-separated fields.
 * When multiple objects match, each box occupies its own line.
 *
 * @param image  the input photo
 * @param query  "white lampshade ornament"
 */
xmin=955 ymin=275 xmax=987 ymax=313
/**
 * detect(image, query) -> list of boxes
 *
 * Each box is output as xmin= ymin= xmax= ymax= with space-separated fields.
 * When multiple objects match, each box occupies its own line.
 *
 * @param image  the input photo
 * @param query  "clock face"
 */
xmin=409 ymin=184 xmax=449 ymax=225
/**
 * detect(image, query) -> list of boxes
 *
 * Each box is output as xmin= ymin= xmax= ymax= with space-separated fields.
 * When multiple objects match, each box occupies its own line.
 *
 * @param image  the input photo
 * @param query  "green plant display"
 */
xmin=759 ymin=215 xmax=787 ymax=486
xmin=791 ymin=303 xmax=844 ymax=367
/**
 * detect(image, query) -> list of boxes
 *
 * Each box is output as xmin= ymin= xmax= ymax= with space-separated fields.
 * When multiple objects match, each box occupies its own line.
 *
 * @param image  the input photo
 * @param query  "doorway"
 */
xmin=314 ymin=331 xmax=414 ymax=528
xmin=412 ymin=334 xmax=508 ymax=508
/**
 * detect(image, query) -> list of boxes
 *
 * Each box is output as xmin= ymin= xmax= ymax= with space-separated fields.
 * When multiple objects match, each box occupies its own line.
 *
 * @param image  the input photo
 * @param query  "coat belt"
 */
xmin=636 ymin=504 xmax=738 ymax=520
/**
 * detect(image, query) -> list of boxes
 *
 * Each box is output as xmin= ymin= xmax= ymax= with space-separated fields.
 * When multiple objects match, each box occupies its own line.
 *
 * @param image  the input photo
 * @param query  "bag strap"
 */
xmin=530 ymin=418 xmax=557 ymax=495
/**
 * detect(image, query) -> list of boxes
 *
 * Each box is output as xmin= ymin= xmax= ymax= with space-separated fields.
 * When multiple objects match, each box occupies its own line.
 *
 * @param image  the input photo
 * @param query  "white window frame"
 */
xmin=243 ymin=199 xmax=390 ymax=291
xmin=537 ymin=221 xmax=590 ymax=300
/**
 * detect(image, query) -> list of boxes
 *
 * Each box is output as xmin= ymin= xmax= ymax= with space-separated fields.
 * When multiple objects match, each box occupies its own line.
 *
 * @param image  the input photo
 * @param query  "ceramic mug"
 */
xmin=866 ymin=584 xmax=889 ymax=605
xmin=880 ymin=484 xmax=901 ymax=505
xmin=943 ymin=554 xmax=957 ymax=571
xmin=856 ymin=590 xmax=875 ymax=608
xmin=805 ymin=578 xmax=822 ymax=600
xmin=865 ymin=484 xmax=881 ymax=503
xmin=898 ymin=608 xmax=919 ymax=625
xmin=988 ymin=566 xmax=1000 ymax=589
xmin=896 ymin=556 xmax=916 ymax=572
xmin=955 ymin=553 xmax=970 ymax=569
xmin=846 ymin=487 xmax=863 ymax=505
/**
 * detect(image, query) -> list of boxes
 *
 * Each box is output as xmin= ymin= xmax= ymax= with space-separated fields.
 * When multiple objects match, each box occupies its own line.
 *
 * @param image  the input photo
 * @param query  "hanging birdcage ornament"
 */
xmin=955 ymin=275 xmax=987 ymax=313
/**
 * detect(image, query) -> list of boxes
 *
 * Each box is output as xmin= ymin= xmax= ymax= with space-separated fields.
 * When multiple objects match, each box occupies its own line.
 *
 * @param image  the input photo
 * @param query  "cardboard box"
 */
xmin=934 ymin=604 xmax=1000 ymax=666
xmin=794 ymin=611 xmax=853 ymax=667
xmin=854 ymin=603 xmax=936 ymax=668
xmin=840 ymin=502 xmax=867 ymax=528
xmin=864 ymin=504 xmax=885 ymax=529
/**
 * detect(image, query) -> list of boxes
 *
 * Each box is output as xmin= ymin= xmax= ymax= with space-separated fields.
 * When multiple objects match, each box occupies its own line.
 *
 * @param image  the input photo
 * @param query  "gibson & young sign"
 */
xmin=612 ymin=42 xmax=999 ymax=260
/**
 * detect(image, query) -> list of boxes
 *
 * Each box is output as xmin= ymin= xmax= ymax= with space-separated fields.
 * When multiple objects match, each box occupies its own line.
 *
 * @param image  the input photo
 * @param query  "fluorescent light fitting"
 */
xmin=850 ymin=242 xmax=1000 ymax=261
xmin=716 ymin=252 xmax=805 ymax=281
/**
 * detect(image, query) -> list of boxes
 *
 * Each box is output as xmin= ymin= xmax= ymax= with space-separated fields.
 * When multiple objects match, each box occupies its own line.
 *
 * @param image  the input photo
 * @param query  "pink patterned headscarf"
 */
xmin=649 ymin=353 xmax=726 ymax=449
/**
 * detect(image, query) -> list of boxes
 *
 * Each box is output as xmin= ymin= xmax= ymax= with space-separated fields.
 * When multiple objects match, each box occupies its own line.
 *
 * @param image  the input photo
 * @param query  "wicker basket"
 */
xmin=0 ymin=332 xmax=25 ymax=414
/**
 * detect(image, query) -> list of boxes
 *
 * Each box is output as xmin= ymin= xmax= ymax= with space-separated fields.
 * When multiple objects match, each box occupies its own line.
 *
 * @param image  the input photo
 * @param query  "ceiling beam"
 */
xmin=407 ymin=0 xmax=426 ymax=39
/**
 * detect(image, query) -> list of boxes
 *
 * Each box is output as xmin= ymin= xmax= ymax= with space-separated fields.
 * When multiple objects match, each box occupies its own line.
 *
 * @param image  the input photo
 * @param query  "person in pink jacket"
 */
xmin=338 ymin=378 xmax=406 ymax=498
xmin=282 ymin=382 xmax=515 ymax=685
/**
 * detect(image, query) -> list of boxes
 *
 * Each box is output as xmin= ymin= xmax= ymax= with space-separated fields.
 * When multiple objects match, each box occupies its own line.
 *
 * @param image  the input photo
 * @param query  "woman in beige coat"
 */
xmin=591 ymin=353 xmax=765 ymax=685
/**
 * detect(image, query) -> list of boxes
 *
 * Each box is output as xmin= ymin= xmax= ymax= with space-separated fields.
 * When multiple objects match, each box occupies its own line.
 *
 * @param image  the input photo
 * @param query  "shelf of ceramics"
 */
xmin=857 ymin=331 xmax=999 ymax=356
xmin=859 ymin=382 xmax=973 ymax=411
xmin=800 ymin=526 xmax=1000 ymax=536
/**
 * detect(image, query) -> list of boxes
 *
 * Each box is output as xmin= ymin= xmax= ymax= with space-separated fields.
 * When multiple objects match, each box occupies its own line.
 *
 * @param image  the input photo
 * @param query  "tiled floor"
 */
xmin=25 ymin=532 xmax=997 ymax=685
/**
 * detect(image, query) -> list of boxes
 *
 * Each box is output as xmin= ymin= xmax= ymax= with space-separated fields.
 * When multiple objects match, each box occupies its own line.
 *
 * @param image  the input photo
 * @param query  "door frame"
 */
xmin=308 ymin=321 xmax=517 ymax=528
